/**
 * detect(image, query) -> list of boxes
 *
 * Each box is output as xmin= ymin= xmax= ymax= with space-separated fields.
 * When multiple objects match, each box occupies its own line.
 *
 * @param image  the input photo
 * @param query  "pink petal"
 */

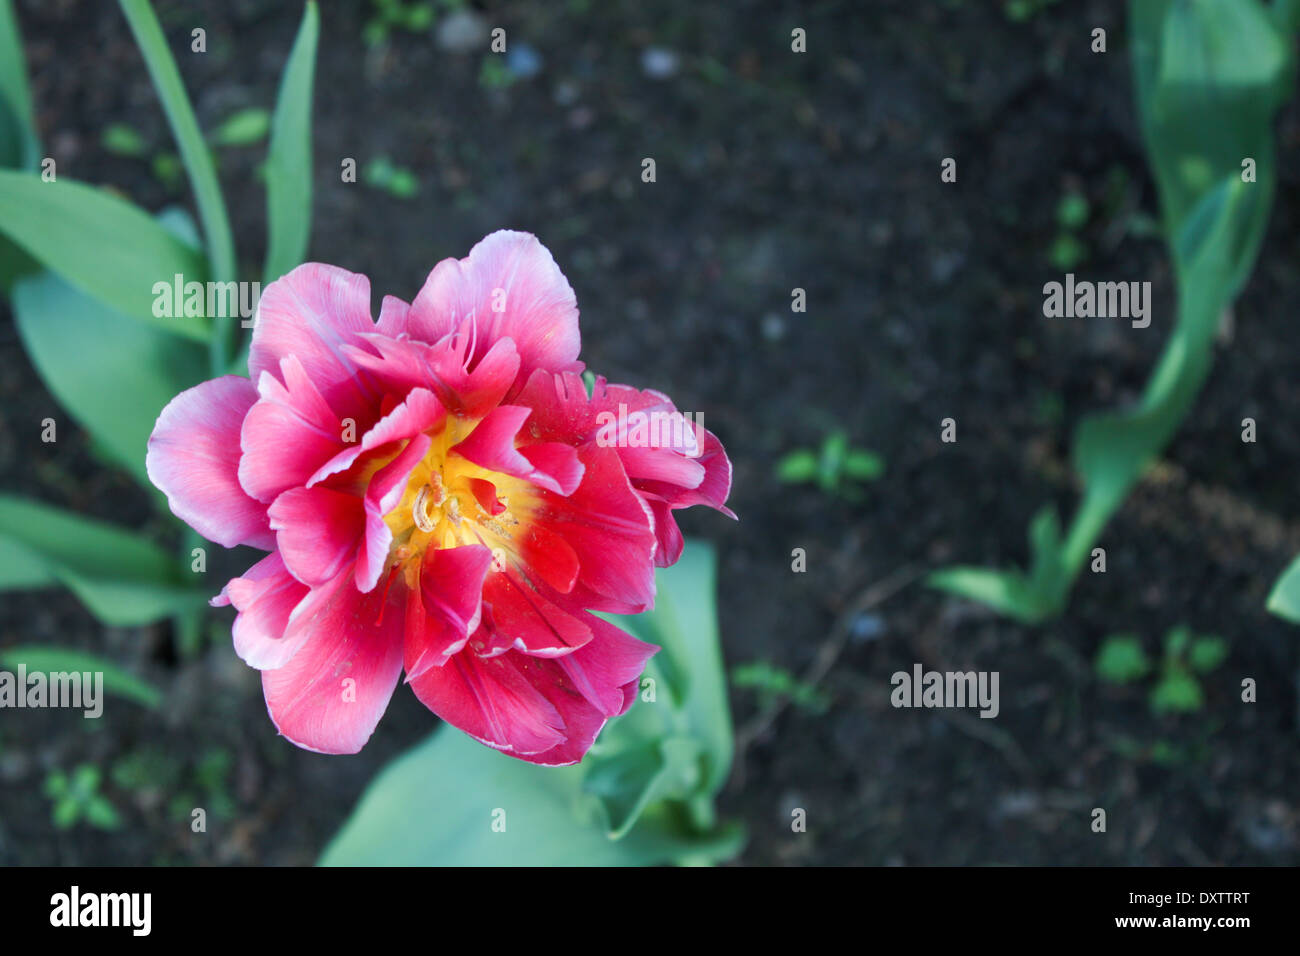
xmin=517 ymin=369 xmax=733 ymax=517
xmin=307 ymin=387 xmax=445 ymax=487
xmin=466 ymin=477 xmax=506 ymax=516
xmin=247 ymin=263 xmax=379 ymax=415
xmin=556 ymin=613 xmax=657 ymax=716
xmin=452 ymin=405 xmax=584 ymax=495
xmin=214 ymin=552 xmax=311 ymax=670
xmin=515 ymin=520 xmax=580 ymax=594
xmin=511 ymin=369 xmax=595 ymax=442
xmin=262 ymin=571 xmax=405 ymax=754
xmin=636 ymin=426 xmax=734 ymax=514
xmin=268 ymin=486 xmax=364 ymax=587
xmin=409 ymin=649 xmax=566 ymax=756
xmin=527 ymin=445 xmax=658 ymax=611
xmin=509 ymin=619 xmax=657 ymax=766
xmin=345 ymin=332 xmax=520 ymax=420
xmin=375 ymin=294 xmax=410 ymax=337
xmin=405 ymin=231 xmax=582 ymax=395
xmin=478 ymin=569 xmax=593 ymax=658
xmin=238 ymin=356 xmax=345 ymax=504
xmin=404 ymin=544 xmax=494 ymax=678
xmin=645 ymin=495 xmax=685 ymax=567
xmin=146 ymin=375 xmax=274 ymax=549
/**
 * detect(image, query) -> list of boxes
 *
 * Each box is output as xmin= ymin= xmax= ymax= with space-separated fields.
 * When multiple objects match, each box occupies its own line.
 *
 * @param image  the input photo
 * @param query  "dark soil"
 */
xmin=2 ymin=0 xmax=1298 ymax=865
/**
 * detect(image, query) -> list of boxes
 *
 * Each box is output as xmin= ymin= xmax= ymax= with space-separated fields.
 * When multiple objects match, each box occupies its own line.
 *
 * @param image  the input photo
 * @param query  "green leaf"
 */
xmin=13 ymin=269 xmax=207 ymax=485
xmin=732 ymin=660 xmax=829 ymax=713
xmin=1188 ymin=635 xmax=1228 ymax=672
xmin=603 ymin=541 xmax=734 ymax=798
xmin=1048 ymin=233 xmax=1087 ymax=271
xmin=151 ymin=151 xmax=182 ymax=188
xmin=929 ymin=566 xmax=1043 ymax=622
xmin=101 ymin=122 xmax=149 ymax=157
xmin=774 ymin=449 xmax=817 ymax=483
xmin=210 ymin=108 xmax=271 ymax=147
xmin=819 ymin=430 xmax=848 ymax=484
xmin=118 ymin=0 xmax=235 ymax=286
xmin=363 ymin=156 xmax=420 ymax=198
xmin=0 ymin=0 xmax=39 ymax=169
xmin=0 ymin=170 xmax=210 ymax=340
xmin=1163 ymin=624 xmax=1192 ymax=660
xmin=1094 ymin=634 xmax=1151 ymax=684
xmin=85 ymin=797 xmax=123 ymax=830
xmin=72 ymin=764 xmax=101 ymax=794
xmin=0 ymin=70 xmax=23 ymax=169
xmin=0 ymin=494 xmax=207 ymax=626
xmin=930 ymin=506 xmax=1065 ymax=623
xmin=1056 ymin=192 xmax=1090 ymax=230
xmin=1150 ymin=667 xmax=1203 ymax=715
xmin=932 ymin=0 xmax=1293 ymax=625
xmin=263 ymin=1 xmax=318 ymax=284
xmin=582 ymin=736 xmax=703 ymax=839
xmin=0 ymin=534 xmax=55 ymax=590
xmin=1136 ymin=0 xmax=1292 ymax=237
xmin=320 ymin=726 xmax=743 ymax=866
xmin=0 ymin=646 xmax=164 ymax=709
xmin=1266 ymin=553 xmax=1300 ymax=623
xmin=842 ymin=449 xmax=885 ymax=481
xmin=52 ymin=797 xmax=80 ymax=829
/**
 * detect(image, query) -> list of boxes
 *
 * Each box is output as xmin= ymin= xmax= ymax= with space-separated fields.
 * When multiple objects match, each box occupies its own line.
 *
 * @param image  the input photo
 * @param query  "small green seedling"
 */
xmin=364 ymin=0 xmax=436 ymax=47
xmin=731 ymin=661 xmax=829 ymax=715
xmin=43 ymin=764 xmax=121 ymax=831
xmin=1048 ymin=188 xmax=1090 ymax=271
xmin=1094 ymin=626 xmax=1228 ymax=715
xmin=1003 ymin=0 xmax=1062 ymax=22
xmin=363 ymin=156 xmax=420 ymax=199
xmin=479 ymin=54 xmax=517 ymax=90
xmin=101 ymin=122 xmax=148 ymax=158
xmin=209 ymin=108 xmax=271 ymax=148
xmin=775 ymin=430 xmax=884 ymax=500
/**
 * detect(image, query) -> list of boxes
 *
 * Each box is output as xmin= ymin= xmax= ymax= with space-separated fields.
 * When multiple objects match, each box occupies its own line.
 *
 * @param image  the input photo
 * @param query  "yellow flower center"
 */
xmin=383 ymin=419 xmax=532 ymax=582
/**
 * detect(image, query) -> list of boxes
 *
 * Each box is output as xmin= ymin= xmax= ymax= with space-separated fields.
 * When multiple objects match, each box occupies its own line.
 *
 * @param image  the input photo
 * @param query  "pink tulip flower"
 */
xmin=147 ymin=231 xmax=732 ymax=762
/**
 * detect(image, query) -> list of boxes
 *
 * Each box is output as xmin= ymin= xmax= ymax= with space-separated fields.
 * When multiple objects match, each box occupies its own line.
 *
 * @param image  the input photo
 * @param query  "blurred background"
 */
xmin=2 ymin=0 xmax=1299 ymax=865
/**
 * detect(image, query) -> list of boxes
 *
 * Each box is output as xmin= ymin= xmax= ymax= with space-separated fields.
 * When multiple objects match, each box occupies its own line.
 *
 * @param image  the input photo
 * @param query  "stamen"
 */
xmin=412 ymin=484 xmax=436 ymax=532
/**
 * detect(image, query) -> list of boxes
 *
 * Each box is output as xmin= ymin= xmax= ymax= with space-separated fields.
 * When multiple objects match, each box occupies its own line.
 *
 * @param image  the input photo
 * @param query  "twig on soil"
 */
xmin=935 ymin=708 xmax=1035 ymax=781
xmin=731 ymin=565 xmax=921 ymax=788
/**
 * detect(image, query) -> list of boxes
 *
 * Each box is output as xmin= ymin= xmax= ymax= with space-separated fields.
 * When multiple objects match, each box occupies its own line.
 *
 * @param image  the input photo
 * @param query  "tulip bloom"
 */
xmin=147 ymin=231 xmax=732 ymax=763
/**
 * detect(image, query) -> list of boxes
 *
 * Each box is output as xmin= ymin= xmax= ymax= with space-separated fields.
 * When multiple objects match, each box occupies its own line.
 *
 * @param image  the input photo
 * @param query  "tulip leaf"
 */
xmin=12 ymin=268 xmax=208 ymax=488
xmin=1266 ymin=554 xmax=1300 ymax=624
xmin=932 ymin=0 xmax=1292 ymax=624
xmin=0 ymin=171 xmax=211 ymax=340
xmin=0 ymin=0 xmax=37 ymax=169
xmin=264 ymin=0 xmax=318 ymax=284
xmin=320 ymin=725 xmax=742 ymax=866
xmin=602 ymin=541 xmax=734 ymax=798
xmin=0 ymin=646 xmax=162 ymax=709
xmin=118 ymin=0 xmax=235 ymax=287
xmin=0 ymin=494 xmax=208 ymax=626
xmin=0 ymin=534 xmax=55 ymax=590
